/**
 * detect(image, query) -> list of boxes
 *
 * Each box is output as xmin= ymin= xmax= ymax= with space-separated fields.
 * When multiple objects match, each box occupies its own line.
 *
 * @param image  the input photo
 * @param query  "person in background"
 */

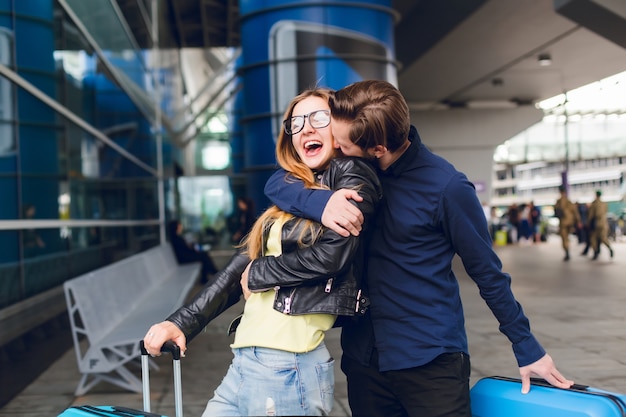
xmin=481 ymin=201 xmax=494 ymax=242
xmin=229 ymin=196 xmax=256 ymax=244
xmin=22 ymin=204 xmax=45 ymax=257
xmin=489 ymin=206 xmax=499 ymax=244
xmin=264 ymin=79 xmax=572 ymax=417
xmin=507 ymin=203 xmax=520 ymax=244
xmin=145 ymin=88 xmax=382 ymax=416
xmin=587 ymin=189 xmax=614 ymax=260
xmin=528 ymin=201 xmax=542 ymax=243
xmin=168 ymin=219 xmax=218 ymax=284
xmin=577 ymin=202 xmax=592 ymax=255
xmin=555 ymin=186 xmax=582 ymax=261
xmin=518 ymin=203 xmax=532 ymax=244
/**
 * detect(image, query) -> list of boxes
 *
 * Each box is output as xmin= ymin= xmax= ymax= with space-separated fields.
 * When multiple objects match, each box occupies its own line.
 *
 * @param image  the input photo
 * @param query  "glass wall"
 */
xmin=0 ymin=1 xmax=177 ymax=309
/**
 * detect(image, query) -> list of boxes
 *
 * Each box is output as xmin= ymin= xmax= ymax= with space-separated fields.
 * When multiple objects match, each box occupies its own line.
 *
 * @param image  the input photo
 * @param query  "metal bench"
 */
xmin=63 ymin=244 xmax=200 ymax=396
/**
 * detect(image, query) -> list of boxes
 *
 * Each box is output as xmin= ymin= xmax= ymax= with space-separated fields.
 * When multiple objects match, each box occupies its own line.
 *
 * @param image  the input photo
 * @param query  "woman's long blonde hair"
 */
xmin=241 ymin=88 xmax=334 ymax=259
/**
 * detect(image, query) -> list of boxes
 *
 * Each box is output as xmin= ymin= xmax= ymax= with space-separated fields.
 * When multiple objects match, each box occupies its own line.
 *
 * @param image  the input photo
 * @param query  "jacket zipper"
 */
xmin=283 ymin=288 xmax=296 ymax=313
xmin=324 ymin=278 xmax=333 ymax=293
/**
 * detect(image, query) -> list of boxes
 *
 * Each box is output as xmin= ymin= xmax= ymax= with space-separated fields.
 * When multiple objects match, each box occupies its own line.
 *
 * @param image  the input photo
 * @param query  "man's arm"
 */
xmin=265 ymin=168 xmax=364 ymax=237
xmin=264 ymin=169 xmax=331 ymax=221
xmin=442 ymin=174 xmax=572 ymax=392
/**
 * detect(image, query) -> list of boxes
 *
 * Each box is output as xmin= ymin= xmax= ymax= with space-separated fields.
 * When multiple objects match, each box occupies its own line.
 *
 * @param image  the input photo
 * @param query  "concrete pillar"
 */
xmin=412 ymin=106 xmax=543 ymax=202
xmin=238 ymin=0 xmax=396 ymax=210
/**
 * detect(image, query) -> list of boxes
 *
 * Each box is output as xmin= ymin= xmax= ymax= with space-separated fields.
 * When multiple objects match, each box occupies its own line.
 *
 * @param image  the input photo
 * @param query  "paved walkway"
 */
xmin=1 ymin=236 xmax=625 ymax=416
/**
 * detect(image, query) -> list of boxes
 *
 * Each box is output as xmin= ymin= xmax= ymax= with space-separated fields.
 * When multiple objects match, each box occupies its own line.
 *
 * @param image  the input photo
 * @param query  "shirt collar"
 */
xmin=379 ymin=125 xmax=421 ymax=177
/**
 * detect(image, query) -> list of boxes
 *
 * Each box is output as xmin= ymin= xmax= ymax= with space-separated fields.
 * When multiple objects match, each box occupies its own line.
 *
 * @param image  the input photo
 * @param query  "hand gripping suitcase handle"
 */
xmin=492 ymin=376 xmax=626 ymax=416
xmin=139 ymin=340 xmax=184 ymax=417
xmin=140 ymin=339 xmax=181 ymax=360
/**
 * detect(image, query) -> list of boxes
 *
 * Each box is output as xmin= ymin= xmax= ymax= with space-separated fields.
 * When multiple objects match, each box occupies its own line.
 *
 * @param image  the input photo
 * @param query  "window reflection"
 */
xmin=0 ymin=28 xmax=14 ymax=155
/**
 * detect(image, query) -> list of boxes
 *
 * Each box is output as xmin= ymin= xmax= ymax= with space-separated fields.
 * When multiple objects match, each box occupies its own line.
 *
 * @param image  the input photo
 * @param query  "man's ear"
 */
xmin=371 ymin=145 xmax=388 ymax=159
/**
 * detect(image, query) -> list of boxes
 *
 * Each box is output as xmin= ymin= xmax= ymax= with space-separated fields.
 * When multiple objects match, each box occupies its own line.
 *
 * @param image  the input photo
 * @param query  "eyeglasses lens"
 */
xmin=309 ymin=110 xmax=330 ymax=128
xmin=289 ymin=117 xmax=304 ymax=135
xmin=283 ymin=110 xmax=330 ymax=135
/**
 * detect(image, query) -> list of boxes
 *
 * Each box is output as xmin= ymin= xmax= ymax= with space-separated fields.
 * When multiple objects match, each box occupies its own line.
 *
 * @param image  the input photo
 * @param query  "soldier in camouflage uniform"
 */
xmin=587 ymin=190 xmax=614 ymax=260
xmin=554 ymin=186 xmax=581 ymax=261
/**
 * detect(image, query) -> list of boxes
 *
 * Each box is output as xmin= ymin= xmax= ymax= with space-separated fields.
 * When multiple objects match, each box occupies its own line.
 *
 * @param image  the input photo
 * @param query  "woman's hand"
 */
xmin=143 ymin=321 xmax=187 ymax=357
xmin=240 ymin=262 xmax=252 ymax=300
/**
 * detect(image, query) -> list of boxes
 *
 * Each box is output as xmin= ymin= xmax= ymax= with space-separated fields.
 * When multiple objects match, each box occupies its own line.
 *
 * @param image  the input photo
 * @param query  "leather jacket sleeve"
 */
xmin=166 ymin=251 xmax=248 ymax=342
xmin=248 ymin=157 xmax=381 ymax=290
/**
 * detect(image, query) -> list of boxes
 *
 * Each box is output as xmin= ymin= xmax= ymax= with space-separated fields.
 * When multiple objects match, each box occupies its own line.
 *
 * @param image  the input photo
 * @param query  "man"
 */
xmin=587 ymin=189 xmax=614 ymax=260
xmin=578 ymin=201 xmax=591 ymax=255
xmin=554 ymin=185 xmax=582 ymax=261
xmin=265 ymin=80 xmax=572 ymax=417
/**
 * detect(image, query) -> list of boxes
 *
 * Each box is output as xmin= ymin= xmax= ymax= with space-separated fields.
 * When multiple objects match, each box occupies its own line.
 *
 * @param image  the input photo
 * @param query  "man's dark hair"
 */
xmin=330 ymin=80 xmax=411 ymax=152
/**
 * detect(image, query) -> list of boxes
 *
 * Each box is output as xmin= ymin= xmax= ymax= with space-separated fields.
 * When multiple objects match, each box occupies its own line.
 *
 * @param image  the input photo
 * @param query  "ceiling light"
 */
xmin=538 ymin=53 xmax=552 ymax=66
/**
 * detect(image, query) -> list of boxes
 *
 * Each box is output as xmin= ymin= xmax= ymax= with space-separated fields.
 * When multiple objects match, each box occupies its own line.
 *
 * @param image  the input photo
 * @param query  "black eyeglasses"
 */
xmin=283 ymin=109 xmax=331 ymax=135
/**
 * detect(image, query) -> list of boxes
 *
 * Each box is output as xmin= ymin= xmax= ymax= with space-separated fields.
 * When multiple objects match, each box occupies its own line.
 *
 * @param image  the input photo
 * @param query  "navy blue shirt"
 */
xmin=265 ymin=126 xmax=545 ymax=371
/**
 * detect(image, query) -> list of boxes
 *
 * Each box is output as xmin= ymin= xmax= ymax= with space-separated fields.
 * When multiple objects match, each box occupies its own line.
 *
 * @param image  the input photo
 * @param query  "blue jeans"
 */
xmin=202 ymin=343 xmax=335 ymax=416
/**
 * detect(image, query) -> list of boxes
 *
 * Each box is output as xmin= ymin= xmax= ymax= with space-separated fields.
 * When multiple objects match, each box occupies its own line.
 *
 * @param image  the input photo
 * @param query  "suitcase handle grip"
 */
xmin=140 ymin=340 xmax=181 ymax=360
xmin=530 ymin=377 xmax=589 ymax=391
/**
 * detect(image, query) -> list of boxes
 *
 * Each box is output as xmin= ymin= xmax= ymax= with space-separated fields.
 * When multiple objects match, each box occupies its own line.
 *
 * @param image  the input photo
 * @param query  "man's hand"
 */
xmin=321 ymin=189 xmax=364 ymax=237
xmin=519 ymin=353 xmax=573 ymax=394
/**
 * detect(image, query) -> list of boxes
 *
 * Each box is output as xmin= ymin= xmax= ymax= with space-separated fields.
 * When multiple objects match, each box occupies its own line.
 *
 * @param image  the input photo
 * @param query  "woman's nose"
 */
xmin=302 ymin=118 xmax=315 ymax=133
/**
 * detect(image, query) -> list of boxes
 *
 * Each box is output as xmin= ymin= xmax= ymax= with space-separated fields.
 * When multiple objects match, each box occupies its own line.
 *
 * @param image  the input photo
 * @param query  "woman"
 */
xmin=143 ymin=88 xmax=382 ymax=416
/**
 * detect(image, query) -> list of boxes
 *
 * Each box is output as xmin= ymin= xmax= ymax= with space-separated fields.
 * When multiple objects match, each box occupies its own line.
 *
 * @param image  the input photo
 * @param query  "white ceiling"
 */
xmin=116 ymin=0 xmax=626 ymax=116
xmin=394 ymin=0 xmax=626 ymax=111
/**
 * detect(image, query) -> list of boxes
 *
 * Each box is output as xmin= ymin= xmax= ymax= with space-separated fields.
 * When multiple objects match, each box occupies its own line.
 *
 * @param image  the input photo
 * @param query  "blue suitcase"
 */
xmin=471 ymin=376 xmax=626 ymax=417
xmin=58 ymin=341 xmax=183 ymax=417
xmin=59 ymin=405 xmax=163 ymax=416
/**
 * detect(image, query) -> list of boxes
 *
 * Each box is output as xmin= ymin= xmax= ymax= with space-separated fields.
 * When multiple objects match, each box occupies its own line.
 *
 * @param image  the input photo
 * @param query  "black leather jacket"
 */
xmin=167 ymin=157 xmax=382 ymax=342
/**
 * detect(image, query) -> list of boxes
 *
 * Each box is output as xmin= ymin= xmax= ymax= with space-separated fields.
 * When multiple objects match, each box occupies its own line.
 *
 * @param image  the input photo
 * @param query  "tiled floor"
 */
xmin=2 ymin=235 xmax=625 ymax=416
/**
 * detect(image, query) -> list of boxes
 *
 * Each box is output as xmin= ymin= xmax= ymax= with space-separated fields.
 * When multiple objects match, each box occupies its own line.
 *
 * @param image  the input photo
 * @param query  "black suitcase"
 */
xmin=58 ymin=341 xmax=183 ymax=417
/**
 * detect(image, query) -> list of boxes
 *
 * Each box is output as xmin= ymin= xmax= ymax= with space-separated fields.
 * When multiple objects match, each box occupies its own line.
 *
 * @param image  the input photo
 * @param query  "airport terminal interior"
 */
xmin=0 ymin=0 xmax=625 ymax=413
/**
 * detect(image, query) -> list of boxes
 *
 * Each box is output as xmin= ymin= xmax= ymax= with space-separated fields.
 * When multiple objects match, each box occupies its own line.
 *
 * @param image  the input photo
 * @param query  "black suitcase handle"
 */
xmin=495 ymin=375 xmax=594 ymax=392
xmin=527 ymin=376 xmax=589 ymax=391
xmin=140 ymin=339 xmax=181 ymax=360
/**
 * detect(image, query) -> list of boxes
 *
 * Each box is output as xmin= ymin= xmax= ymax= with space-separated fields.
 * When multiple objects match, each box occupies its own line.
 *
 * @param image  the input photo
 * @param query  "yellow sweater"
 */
xmin=231 ymin=215 xmax=336 ymax=352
